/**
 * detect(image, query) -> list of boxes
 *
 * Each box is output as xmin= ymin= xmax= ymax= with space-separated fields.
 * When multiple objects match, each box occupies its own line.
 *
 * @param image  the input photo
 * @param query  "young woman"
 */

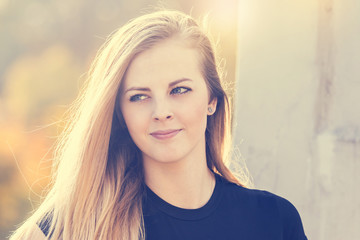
xmin=11 ymin=10 xmax=307 ymax=240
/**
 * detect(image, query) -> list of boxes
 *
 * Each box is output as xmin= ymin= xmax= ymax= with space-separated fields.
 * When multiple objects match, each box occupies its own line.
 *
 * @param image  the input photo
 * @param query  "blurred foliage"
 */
xmin=0 ymin=0 xmax=238 ymax=238
xmin=3 ymin=45 xmax=81 ymax=123
xmin=0 ymin=119 xmax=52 ymax=229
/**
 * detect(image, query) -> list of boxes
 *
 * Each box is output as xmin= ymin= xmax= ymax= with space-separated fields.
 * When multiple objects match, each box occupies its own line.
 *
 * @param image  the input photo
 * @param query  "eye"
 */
xmin=170 ymin=87 xmax=191 ymax=95
xmin=129 ymin=94 xmax=149 ymax=102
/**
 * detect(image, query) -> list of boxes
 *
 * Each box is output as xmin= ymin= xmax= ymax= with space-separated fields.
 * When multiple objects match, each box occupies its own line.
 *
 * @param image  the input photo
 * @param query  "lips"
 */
xmin=150 ymin=129 xmax=182 ymax=140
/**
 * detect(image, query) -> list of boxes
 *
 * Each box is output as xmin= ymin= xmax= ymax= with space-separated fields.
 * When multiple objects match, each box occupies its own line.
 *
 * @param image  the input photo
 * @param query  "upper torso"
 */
xmin=143 ymin=174 xmax=307 ymax=240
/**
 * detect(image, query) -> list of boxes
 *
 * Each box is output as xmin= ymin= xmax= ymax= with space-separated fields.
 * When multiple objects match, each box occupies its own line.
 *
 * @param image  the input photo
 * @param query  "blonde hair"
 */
xmin=11 ymin=10 xmax=247 ymax=240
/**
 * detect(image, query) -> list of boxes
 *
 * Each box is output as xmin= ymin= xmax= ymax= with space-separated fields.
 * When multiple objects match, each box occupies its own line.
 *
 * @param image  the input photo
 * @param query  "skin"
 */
xmin=120 ymin=38 xmax=217 ymax=209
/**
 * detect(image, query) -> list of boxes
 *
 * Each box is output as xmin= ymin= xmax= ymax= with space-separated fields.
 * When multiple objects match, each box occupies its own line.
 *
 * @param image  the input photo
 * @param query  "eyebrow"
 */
xmin=124 ymin=78 xmax=193 ymax=94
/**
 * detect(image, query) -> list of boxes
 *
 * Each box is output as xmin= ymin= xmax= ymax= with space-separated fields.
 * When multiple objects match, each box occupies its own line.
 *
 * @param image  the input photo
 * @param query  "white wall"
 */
xmin=234 ymin=1 xmax=360 ymax=239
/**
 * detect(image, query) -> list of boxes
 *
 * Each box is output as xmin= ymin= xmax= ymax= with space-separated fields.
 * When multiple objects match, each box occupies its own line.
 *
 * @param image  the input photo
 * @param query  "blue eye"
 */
xmin=129 ymin=94 xmax=149 ymax=102
xmin=171 ymin=87 xmax=191 ymax=95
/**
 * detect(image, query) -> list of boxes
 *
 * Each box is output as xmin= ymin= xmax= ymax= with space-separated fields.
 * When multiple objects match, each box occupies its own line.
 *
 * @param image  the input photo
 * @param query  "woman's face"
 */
xmin=120 ymin=39 xmax=216 ymax=165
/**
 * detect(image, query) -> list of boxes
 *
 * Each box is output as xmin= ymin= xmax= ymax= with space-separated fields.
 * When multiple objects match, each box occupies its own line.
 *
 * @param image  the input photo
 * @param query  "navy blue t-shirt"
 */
xmin=39 ymin=174 xmax=307 ymax=239
xmin=143 ymin=174 xmax=307 ymax=240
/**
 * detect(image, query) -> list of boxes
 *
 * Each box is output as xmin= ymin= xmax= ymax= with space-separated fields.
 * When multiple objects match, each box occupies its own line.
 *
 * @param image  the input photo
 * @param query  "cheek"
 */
xmin=176 ymin=98 xmax=208 ymax=129
xmin=121 ymin=105 xmax=149 ymax=135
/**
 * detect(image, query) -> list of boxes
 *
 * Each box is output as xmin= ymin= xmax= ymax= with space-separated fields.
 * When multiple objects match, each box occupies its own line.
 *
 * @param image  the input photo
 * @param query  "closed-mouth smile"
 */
xmin=150 ymin=129 xmax=182 ymax=140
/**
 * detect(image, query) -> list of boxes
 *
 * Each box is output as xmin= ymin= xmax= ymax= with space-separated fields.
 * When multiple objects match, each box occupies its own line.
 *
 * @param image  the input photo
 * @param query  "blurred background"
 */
xmin=0 ymin=0 xmax=359 ymax=239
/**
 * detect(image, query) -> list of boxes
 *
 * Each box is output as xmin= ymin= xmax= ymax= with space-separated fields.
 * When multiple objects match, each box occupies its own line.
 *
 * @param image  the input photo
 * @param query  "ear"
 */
xmin=207 ymin=98 xmax=218 ymax=115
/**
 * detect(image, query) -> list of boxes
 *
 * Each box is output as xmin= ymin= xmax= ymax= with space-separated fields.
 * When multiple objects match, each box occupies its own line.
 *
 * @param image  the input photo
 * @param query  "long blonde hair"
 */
xmin=11 ymin=10 xmax=247 ymax=240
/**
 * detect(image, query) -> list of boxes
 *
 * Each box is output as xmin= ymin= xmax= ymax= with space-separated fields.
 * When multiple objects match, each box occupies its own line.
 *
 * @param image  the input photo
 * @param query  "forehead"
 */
xmin=123 ymin=39 xmax=204 ymax=88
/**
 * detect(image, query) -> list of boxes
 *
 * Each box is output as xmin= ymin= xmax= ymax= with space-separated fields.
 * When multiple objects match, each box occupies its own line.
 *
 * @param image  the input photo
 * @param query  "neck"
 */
xmin=143 ymin=154 xmax=215 ymax=209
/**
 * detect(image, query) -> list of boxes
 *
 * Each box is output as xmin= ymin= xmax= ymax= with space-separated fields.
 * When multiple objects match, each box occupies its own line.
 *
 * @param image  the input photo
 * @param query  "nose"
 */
xmin=152 ymin=99 xmax=174 ymax=121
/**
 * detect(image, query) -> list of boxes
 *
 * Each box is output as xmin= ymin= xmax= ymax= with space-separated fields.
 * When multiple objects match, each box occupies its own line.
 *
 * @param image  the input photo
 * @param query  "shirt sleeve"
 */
xmin=276 ymin=196 xmax=308 ymax=240
xmin=36 ymin=210 xmax=53 ymax=237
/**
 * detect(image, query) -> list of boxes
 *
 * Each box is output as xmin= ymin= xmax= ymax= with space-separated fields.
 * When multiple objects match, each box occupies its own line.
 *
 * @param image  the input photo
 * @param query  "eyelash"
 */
xmin=129 ymin=94 xmax=148 ymax=102
xmin=170 ymin=86 xmax=192 ymax=95
xmin=129 ymin=86 xmax=192 ymax=102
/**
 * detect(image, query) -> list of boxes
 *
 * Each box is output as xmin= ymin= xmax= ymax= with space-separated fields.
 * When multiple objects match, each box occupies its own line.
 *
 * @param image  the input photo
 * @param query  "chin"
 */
xmin=143 ymin=152 xmax=186 ymax=165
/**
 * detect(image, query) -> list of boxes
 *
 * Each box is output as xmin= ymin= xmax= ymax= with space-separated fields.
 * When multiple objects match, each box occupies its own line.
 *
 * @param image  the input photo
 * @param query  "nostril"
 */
xmin=153 ymin=113 xmax=173 ymax=121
